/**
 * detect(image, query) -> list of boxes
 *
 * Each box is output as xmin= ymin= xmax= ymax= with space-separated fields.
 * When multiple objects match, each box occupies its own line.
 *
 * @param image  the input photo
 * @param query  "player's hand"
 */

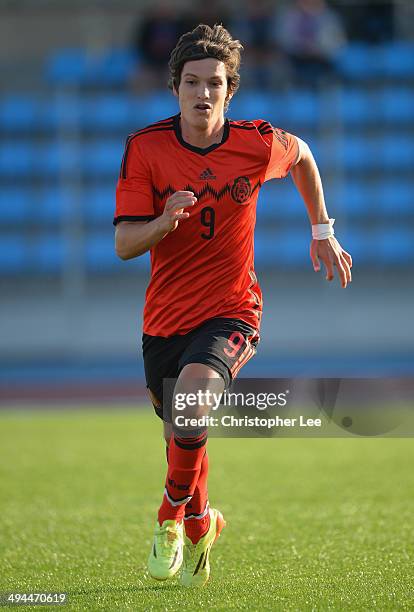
xmin=310 ymin=237 xmax=352 ymax=288
xmin=158 ymin=191 xmax=197 ymax=233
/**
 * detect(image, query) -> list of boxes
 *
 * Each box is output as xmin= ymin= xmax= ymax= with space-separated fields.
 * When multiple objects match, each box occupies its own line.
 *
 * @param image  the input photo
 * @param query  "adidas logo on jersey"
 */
xmin=199 ymin=168 xmax=216 ymax=180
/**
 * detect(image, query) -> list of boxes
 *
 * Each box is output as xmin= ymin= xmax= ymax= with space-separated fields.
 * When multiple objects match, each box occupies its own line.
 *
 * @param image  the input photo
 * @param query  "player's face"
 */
xmin=176 ymin=58 xmax=230 ymax=129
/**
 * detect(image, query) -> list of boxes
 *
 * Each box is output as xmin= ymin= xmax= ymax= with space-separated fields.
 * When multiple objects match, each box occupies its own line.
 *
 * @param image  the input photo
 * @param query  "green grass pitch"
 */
xmin=1 ymin=407 xmax=413 ymax=610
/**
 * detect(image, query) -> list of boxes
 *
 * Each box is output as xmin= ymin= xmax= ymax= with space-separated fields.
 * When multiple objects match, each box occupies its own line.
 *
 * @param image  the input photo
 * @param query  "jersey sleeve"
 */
xmin=263 ymin=126 xmax=299 ymax=181
xmin=113 ymin=136 xmax=155 ymax=226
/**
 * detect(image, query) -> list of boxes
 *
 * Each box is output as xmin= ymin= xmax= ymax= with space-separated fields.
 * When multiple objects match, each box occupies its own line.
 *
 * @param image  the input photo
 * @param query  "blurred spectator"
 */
xmin=131 ymin=0 xmax=230 ymax=91
xmin=338 ymin=1 xmax=394 ymax=44
xmin=230 ymin=0 xmax=291 ymax=90
xmin=274 ymin=0 xmax=346 ymax=85
xmin=181 ymin=0 xmax=230 ymax=31
xmin=131 ymin=4 xmax=185 ymax=90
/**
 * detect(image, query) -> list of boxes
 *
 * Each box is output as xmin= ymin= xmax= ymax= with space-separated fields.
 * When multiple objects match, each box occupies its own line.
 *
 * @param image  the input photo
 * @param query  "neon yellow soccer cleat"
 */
xmin=147 ymin=519 xmax=184 ymax=580
xmin=180 ymin=508 xmax=226 ymax=587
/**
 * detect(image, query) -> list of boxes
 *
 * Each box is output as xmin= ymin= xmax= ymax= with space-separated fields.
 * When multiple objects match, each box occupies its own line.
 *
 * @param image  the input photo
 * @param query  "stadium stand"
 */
xmin=45 ymin=47 xmax=137 ymax=87
xmin=1 ymin=40 xmax=413 ymax=277
xmin=335 ymin=42 xmax=414 ymax=80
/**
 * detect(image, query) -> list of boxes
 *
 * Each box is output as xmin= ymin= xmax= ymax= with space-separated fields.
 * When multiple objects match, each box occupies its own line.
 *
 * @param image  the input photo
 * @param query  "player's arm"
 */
xmin=115 ymin=191 xmax=197 ymax=260
xmin=290 ymin=137 xmax=352 ymax=288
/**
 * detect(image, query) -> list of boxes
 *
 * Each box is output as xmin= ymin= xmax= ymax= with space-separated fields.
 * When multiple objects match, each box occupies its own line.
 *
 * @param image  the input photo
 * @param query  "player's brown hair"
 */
xmin=168 ymin=24 xmax=243 ymax=110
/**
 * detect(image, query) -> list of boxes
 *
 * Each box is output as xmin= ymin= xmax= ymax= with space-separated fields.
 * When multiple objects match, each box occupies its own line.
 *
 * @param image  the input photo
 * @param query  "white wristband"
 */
xmin=312 ymin=218 xmax=335 ymax=240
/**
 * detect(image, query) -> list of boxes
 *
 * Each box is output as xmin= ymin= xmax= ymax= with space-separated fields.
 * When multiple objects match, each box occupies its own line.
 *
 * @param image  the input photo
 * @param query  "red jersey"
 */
xmin=114 ymin=114 xmax=298 ymax=337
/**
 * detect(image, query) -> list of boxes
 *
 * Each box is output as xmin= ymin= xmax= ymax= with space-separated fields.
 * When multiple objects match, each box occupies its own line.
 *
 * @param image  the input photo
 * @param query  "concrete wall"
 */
xmin=1 ymin=270 xmax=412 ymax=363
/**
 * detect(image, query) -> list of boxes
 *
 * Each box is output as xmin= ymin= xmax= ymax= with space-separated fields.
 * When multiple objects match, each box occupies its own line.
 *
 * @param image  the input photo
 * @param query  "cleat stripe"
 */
xmin=153 ymin=543 xmax=157 ymax=558
xmin=202 ymin=544 xmax=211 ymax=569
xmin=193 ymin=552 xmax=204 ymax=576
xmin=169 ymin=548 xmax=179 ymax=569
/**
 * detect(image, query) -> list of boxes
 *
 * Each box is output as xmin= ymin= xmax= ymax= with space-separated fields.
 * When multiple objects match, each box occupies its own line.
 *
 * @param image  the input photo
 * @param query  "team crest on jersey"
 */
xmin=231 ymin=176 xmax=251 ymax=204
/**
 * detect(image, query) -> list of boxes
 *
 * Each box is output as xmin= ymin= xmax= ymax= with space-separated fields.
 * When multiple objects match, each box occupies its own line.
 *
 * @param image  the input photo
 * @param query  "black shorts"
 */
xmin=142 ymin=317 xmax=259 ymax=422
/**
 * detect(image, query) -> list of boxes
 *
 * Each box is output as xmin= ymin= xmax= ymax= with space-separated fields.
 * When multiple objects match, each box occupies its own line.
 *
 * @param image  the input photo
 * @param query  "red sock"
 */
xmin=184 ymin=451 xmax=210 ymax=544
xmin=158 ymin=432 xmax=207 ymax=526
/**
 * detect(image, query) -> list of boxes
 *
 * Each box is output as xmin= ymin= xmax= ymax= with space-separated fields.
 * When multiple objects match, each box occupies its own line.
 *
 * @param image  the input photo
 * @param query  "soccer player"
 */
xmin=114 ymin=24 xmax=352 ymax=587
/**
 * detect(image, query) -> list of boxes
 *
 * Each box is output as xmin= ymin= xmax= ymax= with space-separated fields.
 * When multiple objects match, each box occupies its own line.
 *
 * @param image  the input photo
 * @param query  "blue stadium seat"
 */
xmin=36 ymin=142 xmax=61 ymax=177
xmin=48 ymin=141 xmax=123 ymax=178
xmin=83 ymin=140 xmax=124 ymax=178
xmin=381 ymin=42 xmax=414 ymax=79
xmin=87 ymin=48 xmax=136 ymax=86
xmin=336 ymin=42 xmax=414 ymax=81
xmin=255 ymin=230 xmax=308 ymax=267
xmin=257 ymin=179 xmax=305 ymax=221
xmin=303 ymin=136 xmax=322 ymax=164
xmin=284 ymin=91 xmax=320 ymax=126
xmin=83 ymin=186 xmax=115 ymax=223
xmin=322 ymin=137 xmax=371 ymax=172
xmin=46 ymin=47 xmax=137 ymax=87
xmin=228 ymin=92 xmax=275 ymax=123
xmin=80 ymin=95 xmax=133 ymax=131
xmin=0 ymin=188 xmax=29 ymax=222
xmin=128 ymin=99 xmax=156 ymax=132
xmin=0 ymin=142 xmax=35 ymax=178
xmin=45 ymin=48 xmax=90 ymax=85
xmin=85 ymin=233 xmax=149 ymax=271
xmin=341 ymin=229 xmax=414 ymax=266
xmin=0 ymin=237 xmax=27 ymax=273
xmin=337 ymin=181 xmax=373 ymax=217
xmin=38 ymin=187 xmax=72 ymax=223
xmin=85 ymin=234 xmax=121 ymax=271
xmin=376 ymin=180 xmax=413 ymax=215
xmin=32 ymin=236 xmax=65 ymax=272
xmin=339 ymin=230 xmax=374 ymax=265
xmin=378 ymin=88 xmax=414 ymax=124
xmin=377 ymin=135 xmax=414 ymax=170
xmin=0 ymin=95 xmax=39 ymax=132
xmin=340 ymin=89 xmax=377 ymax=126
xmin=276 ymin=232 xmax=309 ymax=266
xmin=228 ymin=90 xmax=313 ymax=129
xmin=0 ymin=141 xmax=80 ymax=179
xmin=37 ymin=141 xmax=79 ymax=178
xmin=2 ymin=186 xmax=98 ymax=225
xmin=131 ymin=93 xmax=178 ymax=126
xmin=378 ymin=229 xmax=414 ymax=263
xmin=43 ymin=93 xmax=82 ymax=131
xmin=254 ymin=233 xmax=276 ymax=266
xmin=335 ymin=44 xmax=379 ymax=80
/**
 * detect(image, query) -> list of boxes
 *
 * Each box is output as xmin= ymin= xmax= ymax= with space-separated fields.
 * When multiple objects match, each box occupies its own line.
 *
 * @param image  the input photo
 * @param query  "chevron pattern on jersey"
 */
xmin=152 ymin=181 xmax=262 ymax=202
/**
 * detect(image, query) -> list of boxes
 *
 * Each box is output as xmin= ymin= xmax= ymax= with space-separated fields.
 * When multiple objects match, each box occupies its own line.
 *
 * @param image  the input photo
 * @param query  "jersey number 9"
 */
xmin=200 ymin=207 xmax=215 ymax=240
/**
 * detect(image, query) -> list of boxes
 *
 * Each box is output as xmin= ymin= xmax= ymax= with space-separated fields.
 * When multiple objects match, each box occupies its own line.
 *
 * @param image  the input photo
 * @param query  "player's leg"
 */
xmin=145 ymin=387 xmax=185 ymax=580
xmin=163 ymin=418 xmax=211 ymax=547
xmin=183 ymin=446 xmax=209 ymax=543
xmin=178 ymin=317 xmax=259 ymax=539
xmin=176 ymin=318 xmax=258 ymax=586
xmin=143 ymin=334 xmax=186 ymax=581
xmin=159 ymin=361 xmax=226 ymax=587
xmin=158 ymin=363 xmax=222 ymax=527
xmin=163 ymin=421 xmax=172 ymax=445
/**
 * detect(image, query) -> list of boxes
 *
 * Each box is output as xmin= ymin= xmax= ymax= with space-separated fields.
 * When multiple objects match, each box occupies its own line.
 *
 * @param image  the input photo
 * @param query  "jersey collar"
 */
xmin=173 ymin=113 xmax=230 ymax=156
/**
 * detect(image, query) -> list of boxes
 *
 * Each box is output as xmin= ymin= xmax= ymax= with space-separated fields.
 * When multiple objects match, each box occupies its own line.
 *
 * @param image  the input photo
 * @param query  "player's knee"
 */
xmin=174 ymin=363 xmax=224 ymax=419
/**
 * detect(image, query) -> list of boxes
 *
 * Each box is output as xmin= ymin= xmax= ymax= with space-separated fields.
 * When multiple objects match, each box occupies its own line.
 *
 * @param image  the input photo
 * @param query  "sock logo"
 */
xmin=168 ymin=478 xmax=190 ymax=491
xmin=199 ymin=167 xmax=216 ymax=180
